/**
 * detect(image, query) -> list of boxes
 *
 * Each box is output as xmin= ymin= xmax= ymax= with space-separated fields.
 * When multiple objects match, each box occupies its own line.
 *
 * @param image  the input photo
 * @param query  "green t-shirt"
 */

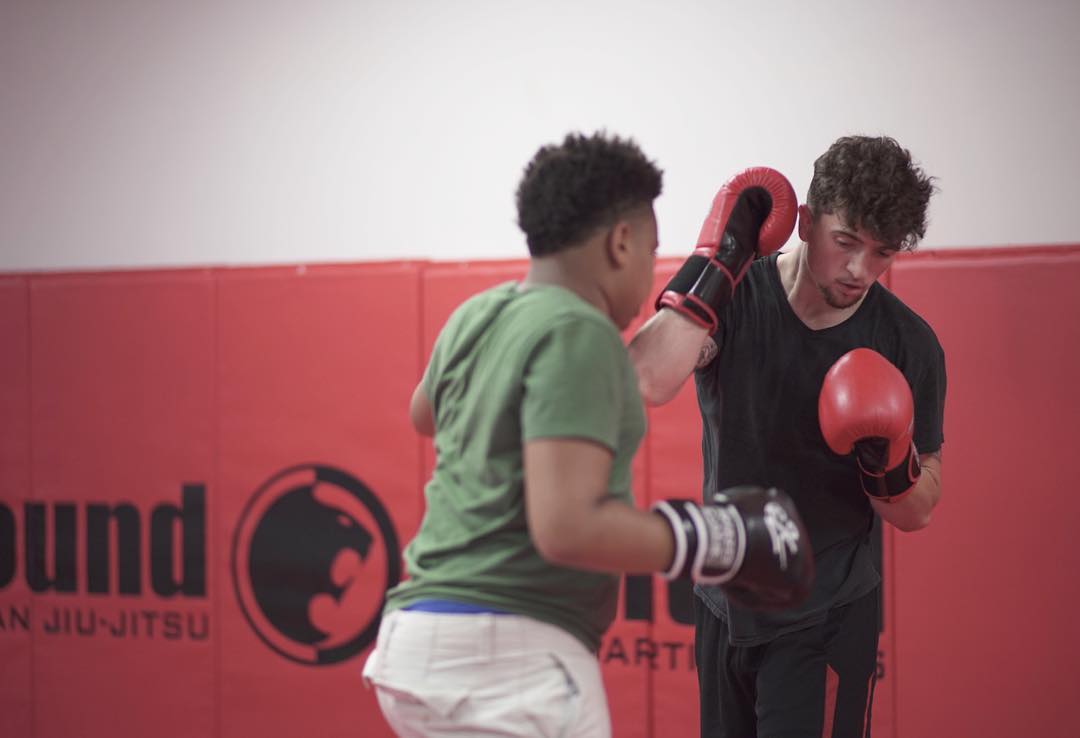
xmin=385 ymin=281 xmax=646 ymax=652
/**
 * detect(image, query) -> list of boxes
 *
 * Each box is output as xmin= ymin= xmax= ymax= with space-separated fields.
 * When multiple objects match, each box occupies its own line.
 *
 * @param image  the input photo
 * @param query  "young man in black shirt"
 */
xmin=629 ymin=135 xmax=946 ymax=737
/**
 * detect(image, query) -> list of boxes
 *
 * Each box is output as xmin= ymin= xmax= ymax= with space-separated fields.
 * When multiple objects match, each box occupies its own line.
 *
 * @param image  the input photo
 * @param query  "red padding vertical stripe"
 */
xmin=863 ymin=672 xmax=876 ymax=738
xmin=822 ymin=663 xmax=839 ymax=738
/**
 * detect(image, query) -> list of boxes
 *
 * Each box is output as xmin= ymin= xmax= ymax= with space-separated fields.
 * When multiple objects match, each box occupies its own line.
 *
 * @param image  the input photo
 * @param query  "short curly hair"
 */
xmin=515 ymin=131 xmax=663 ymax=256
xmin=807 ymin=136 xmax=936 ymax=251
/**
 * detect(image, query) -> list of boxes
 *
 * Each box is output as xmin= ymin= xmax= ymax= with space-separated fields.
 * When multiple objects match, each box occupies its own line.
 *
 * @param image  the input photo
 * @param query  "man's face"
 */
xmin=799 ymin=207 xmax=899 ymax=309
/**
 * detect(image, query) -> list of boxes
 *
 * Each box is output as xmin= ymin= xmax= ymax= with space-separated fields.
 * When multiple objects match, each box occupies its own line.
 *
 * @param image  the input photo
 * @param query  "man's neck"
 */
xmin=521 ymin=248 xmax=610 ymax=318
xmin=777 ymin=243 xmax=866 ymax=331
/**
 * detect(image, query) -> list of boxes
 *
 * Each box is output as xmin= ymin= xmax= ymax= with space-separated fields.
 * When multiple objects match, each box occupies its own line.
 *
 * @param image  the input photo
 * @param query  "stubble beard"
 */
xmin=819 ymin=283 xmax=863 ymax=310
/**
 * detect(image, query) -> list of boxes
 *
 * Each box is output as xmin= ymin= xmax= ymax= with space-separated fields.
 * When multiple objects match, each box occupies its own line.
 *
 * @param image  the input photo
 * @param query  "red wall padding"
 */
xmin=889 ymin=247 xmax=1080 ymax=738
xmin=215 ymin=264 xmax=423 ymax=738
xmin=0 ymin=277 xmax=32 ymax=738
xmin=26 ymin=271 xmax=218 ymax=737
xmin=0 ymin=246 xmax=1078 ymax=738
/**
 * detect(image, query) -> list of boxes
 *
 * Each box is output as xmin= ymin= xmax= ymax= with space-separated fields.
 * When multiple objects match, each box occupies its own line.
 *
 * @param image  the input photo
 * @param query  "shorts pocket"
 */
xmin=512 ymin=653 xmax=582 ymax=738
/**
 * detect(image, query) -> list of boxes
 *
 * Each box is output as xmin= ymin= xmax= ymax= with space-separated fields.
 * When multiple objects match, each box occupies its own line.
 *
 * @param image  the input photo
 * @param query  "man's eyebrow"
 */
xmin=831 ymin=228 xmax=864 ymax=243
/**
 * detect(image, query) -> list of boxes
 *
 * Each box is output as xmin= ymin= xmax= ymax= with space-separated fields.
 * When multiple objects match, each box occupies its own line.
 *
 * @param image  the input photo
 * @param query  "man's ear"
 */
xmin=796 ymin=204 xmax=814 ymax=242
xmin=605 ymin=220 xmax=632 ymax=268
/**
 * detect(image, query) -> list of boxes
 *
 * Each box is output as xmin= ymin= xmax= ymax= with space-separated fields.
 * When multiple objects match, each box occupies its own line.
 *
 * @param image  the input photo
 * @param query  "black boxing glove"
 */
xmin=651 ymin=485 xmax=813 ymax=609
xmin=714 ymin=486 xmax=815 ymax=610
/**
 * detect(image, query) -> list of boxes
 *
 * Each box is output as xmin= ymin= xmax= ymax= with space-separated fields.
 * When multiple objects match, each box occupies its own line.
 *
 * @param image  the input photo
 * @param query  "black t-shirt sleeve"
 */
xmin=909 ymin=333 xmax=947 ymax=455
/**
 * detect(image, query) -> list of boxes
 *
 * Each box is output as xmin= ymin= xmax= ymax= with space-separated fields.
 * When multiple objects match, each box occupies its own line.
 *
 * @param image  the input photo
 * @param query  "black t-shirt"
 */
xmin=693 ymin=252 xmax=946 ymax=645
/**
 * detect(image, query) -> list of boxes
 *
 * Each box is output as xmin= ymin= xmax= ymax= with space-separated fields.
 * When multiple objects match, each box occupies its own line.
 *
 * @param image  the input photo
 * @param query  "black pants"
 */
xmin=694 ymin=588 xmax=880 ymax=738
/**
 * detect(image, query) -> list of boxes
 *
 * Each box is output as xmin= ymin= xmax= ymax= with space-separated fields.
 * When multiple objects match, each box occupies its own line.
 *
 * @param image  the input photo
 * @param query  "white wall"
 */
xmin=2 ymin=0 xmax=1078 ymax=271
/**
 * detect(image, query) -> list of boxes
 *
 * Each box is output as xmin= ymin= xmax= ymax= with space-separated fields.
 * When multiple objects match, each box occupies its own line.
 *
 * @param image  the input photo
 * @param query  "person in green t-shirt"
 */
xmin=362 ymin=131 xmax=814 ymax=738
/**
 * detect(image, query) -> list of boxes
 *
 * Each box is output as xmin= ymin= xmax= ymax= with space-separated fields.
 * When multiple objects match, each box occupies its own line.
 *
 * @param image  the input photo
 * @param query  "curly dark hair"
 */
xmin=807 ymin=136 xmax=937 ymax=250
xmin=515 ymin=131 xmax=663 ymax=256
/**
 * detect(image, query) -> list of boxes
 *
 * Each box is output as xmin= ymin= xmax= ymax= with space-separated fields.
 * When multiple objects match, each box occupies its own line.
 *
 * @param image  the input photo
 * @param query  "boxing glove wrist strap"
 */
xmin=858 ymin=441 xmax=921 ymax=502
xmin=656 ymin=249 xmax=738 ymax=334
xmin=651 ymin=499 xmax=746 ymax=585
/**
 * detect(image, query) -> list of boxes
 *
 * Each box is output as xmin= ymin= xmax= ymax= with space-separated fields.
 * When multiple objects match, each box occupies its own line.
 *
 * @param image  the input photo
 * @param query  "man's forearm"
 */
xmin=628 ymin=309 xmax=709 ymax=405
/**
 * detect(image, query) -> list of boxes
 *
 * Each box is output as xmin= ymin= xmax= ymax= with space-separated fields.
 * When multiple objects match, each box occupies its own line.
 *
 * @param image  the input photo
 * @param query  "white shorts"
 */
xmin=362 ymin=609 xmax=611 ymax=738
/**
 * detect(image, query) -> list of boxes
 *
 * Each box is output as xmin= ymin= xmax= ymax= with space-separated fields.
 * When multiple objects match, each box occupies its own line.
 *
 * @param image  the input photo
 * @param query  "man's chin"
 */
xmin=823 ymin=288 xmax=863 ymax=310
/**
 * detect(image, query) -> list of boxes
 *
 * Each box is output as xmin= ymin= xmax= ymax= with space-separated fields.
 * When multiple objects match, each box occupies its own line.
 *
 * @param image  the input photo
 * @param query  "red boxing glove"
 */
xmin=818 ymin=348 xmax=921 ymax=502
xmin=657 ymin=167 xmax=797 ymax=333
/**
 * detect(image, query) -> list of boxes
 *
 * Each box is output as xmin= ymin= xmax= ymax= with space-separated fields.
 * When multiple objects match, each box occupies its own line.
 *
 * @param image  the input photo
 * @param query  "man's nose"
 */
xmin=847 ymin=249 xmax=869 ymax=281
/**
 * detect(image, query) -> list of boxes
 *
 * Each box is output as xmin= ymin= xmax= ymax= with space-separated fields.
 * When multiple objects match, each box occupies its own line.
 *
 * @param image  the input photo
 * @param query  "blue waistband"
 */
xmin=401 ymin=599 xmax=509 ymax=615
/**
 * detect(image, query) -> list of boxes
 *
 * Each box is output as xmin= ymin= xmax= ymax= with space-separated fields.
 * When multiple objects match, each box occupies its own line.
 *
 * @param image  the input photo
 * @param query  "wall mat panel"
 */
xmin=0 ymin=277 xmax=33 ymax=738
xmin=29 ymin=271 xmax=217 ymax=738
xmin=889 ymin=245 xmax=1080 ymax=738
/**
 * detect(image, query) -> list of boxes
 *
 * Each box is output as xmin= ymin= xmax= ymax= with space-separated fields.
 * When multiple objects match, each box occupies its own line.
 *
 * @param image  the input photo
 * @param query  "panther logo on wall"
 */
xmin=231 ymin=464 xmax=401 ymax=665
